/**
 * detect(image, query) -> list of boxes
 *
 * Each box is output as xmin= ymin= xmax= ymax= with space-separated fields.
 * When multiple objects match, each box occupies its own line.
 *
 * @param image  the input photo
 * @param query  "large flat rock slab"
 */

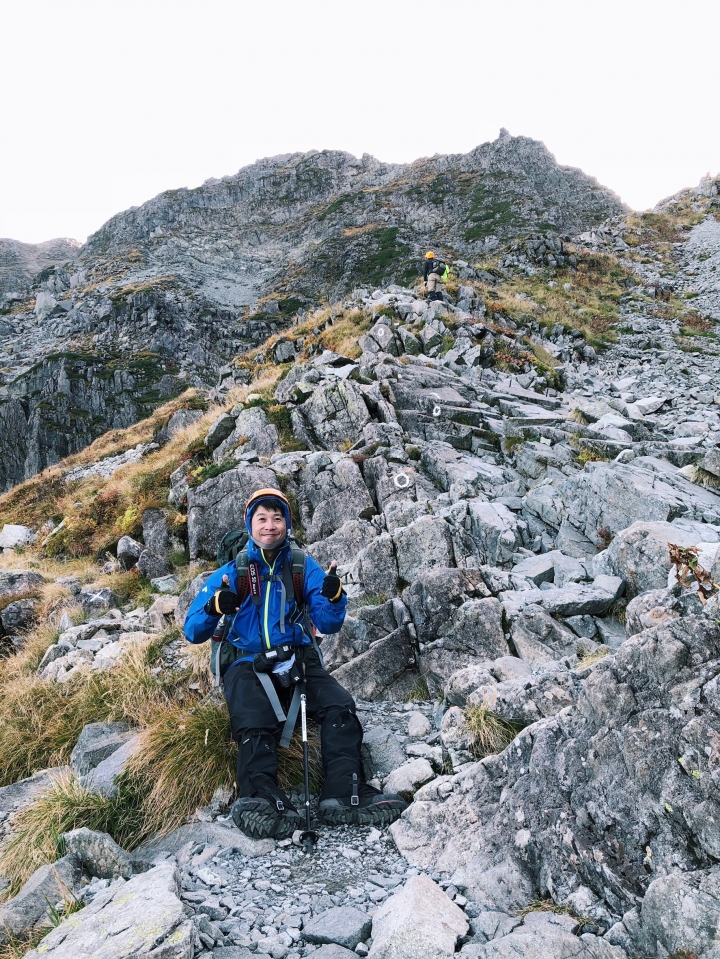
xmin=24 ymin=862 xmax=196 ymax=958
xmin=134 ymin=820 xmax=274 ymax=859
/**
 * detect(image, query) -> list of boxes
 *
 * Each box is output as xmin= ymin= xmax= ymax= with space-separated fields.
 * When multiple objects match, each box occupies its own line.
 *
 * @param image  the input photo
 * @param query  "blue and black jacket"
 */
xmin=183 ymin=503 xmax=346 ymax=670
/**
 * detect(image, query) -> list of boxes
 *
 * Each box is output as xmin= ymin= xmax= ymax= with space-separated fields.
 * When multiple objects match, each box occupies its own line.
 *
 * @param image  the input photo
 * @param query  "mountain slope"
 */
xmin=0 ymin=238 xmax=81 ymax=299
xmin=0 ymin=131 xmax=626 ymax=491
xmin=80 ymin=131 xmax=625 ymax=307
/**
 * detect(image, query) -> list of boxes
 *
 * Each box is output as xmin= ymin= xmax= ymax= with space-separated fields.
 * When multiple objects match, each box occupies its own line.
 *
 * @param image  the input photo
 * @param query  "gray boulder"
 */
xmin=557 ymin=461 xmax=694 ymax=545
xmin=134 ymin=820 xmax=274 ymax=859
xmin=605 ymin=520 xmax=697 ymax=597
xmin=0 ymin=766 xmax=71 ymax=827
xmin=422 ymin=598 xmax=508 ymax=696
xmin=383 ymin=759 xmax=436 ymax=801
xmin=393 ymin=516 xmax=454 ymax=582
xmin=330 ymin=626 xmax=419 ymax=701
xmin=141 ymin=508 xmax=169 ymax=556
xmin=555 ymin=519 xmax=597 ymax=559
xmin=77 ymin=586 xmax=121 ymax=613
xmin=0 ymin=855 xmax=81 ymax=944
xmin=0 ymin=570 xmax=44 ymax=598
xmin=225 ymin=407 xmax=279 ymax=457
xmin=187 ymin=464 xmax=277 ymax=559
xmin=521 ymin=575 xmax=624 ymax=618
xmin=0 ymin=524 xmax=36 ymax=549
xmin=553 ymin=552 xmax=587 ymax=587
xmin=392 ymin=615 xmax=720 ymax=919
xmin=61 ymin=827 xmax=133 ymax=879
xmin=355 ymin=534 xmax=400 ymax=598
xmin=292 ymin=379 xmax=371 ymax=449
xmin=204 ymin=412 xmax=236 ymax=452
xmin=639 ymin=866 xmax=720 ymax=958
xmin=511 ymin=553 xmax=555 ymax=586
xmin=80 ymin=734 xmax=142 ymax=797
xmin=511 ymin=605 xmax=578 ymax=666
xmin=302 ymin=905 xmax=371 ymax=950
xmin=70 ymin=722 xmax=135 ymax=777
xmin=403 ymin=568 xmax=491 ymax=645
xmin=306 ymin=519 xmax=377 ymax=570
xmin=322 ymin=598 xmax=407 ymax=668
xmin=444 ymin=661 xmax=499 ymax=707
xmin=136 ymin=549 xmax=171 ymax=580
xmin=23 ymin=862 xmax=197 ymax=959
xmin=0 ymin=598 xmax=37 ymax=634
xmin=467 ymin=670 xmax=580 ymax=726
xmin=146 ymin=594 xmax=179 ymax=632
xmin=116 ymin=535 xmax=143 ymax=570
xmin=465 ymin=500 xmax=523 ymax=567
xmin=624 ymin=585 xmax=682 ymax=637
xmin=150 ymin=574 xmax=180 ymax=594
xmin=362 ymin=726 xmax=407 ymax=779
xmin=299 ymin=456 xmax=375 ymax=543
xmin=463 ymin=930 xmax=627 ymax=958
xmin=701 ymin=446 xmax=720 ymax=478
xmin=369 ymin=874 xmax=468 ymax=959
xmin=307 ymin=947 xmax=356 ymax=959
xmin=273 ymin=337 xmax=296 ymax=363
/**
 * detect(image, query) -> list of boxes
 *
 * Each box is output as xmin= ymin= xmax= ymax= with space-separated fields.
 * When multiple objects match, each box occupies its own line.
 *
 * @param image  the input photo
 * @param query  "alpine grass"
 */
xmin=464 ymin=703 xmax=523 ymax=759
xmin=577 ymin=647 xmax=609 ymax=669
xmin=0 ymin=772 xmax=143 ymax=893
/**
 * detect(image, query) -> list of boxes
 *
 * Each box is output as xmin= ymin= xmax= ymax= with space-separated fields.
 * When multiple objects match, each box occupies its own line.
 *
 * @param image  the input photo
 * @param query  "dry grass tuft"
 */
xmin=0 ymin=926 xmax=53 ymax=958
xmin=0 ymin=773 xmax=136 ymax=892
xmin=682 ymin=465 xmax=720 ymax=490
xmin=578 ymin=647 xmax=609 ymax=669
xmin=568 ymin=409 xmax=590 ymax=425
xmin=126 ymin=698 xmax=237 ymax=839
xmin=0 ymin=632 xmax=183 ymax=787
xmin=464 ymin=704 xmax=522 ymax=759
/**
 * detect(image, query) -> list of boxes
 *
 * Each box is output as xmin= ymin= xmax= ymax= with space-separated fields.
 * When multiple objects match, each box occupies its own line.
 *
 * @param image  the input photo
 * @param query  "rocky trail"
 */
xmin=0 ymin=173 xmax=719 ymax=959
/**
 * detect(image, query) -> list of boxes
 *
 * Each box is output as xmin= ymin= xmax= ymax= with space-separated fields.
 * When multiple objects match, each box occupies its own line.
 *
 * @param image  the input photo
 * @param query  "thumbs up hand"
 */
xmin=204 ymin=573 xmax=240 ymax=616
xmin=321 ymin=561 xmax=343 ymax=602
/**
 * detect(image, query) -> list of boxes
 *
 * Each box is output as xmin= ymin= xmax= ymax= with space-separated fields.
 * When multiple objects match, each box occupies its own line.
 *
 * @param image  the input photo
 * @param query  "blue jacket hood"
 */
xmin=245 ymin=494 xmax=292 ymax=547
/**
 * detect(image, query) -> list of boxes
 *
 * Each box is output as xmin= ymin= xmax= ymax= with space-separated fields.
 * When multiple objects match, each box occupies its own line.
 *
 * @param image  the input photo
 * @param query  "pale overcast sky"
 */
xmin=1 ymin=0 xmax=718 ymax=244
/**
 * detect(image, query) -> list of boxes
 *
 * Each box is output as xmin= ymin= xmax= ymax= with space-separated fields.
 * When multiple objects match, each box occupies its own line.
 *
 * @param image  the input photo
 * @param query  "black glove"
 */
xmin=321 ymin=562 xmax=343 ymax=602
xmin=204 ymin=588 xmax=240 ymax=616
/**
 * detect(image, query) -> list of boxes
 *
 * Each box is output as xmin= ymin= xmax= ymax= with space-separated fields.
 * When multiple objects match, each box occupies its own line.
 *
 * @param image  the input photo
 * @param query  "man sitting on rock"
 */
xmin=184 ymin=488 xmax=407 ymax=839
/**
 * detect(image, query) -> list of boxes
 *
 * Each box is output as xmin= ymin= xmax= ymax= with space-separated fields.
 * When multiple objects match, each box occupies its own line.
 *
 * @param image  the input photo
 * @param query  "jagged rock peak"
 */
xmin=0 ymin=237 xmax=81 ymax=299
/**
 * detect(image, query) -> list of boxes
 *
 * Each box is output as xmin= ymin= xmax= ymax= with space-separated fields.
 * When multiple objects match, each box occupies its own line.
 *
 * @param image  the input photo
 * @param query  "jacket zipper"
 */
xmin=262 ymin=553 xmax=277 ymax=649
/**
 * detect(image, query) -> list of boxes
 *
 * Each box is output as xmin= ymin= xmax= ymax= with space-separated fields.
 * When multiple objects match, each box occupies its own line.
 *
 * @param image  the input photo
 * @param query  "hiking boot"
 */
xmin=317 ymin=773 xmax=407 ymax=827
xmin=231 ymin=796 xmax=303 ymax=840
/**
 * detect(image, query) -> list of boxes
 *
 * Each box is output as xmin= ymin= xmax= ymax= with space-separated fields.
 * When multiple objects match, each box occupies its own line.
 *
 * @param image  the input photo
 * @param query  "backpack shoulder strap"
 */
xmin=290 ymin=546 xmax=306 ymax=607
xmin=280 ymin=546 xmax=306 ymax=606
xmin=234 ymin=546 xmax=250 ymax=605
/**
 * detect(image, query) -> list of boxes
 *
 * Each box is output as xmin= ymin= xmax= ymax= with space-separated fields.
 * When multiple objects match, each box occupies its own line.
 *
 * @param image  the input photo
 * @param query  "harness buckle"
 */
xmin=351 ymin=773 xmax=360 ymax=807
xmin=276 ymin=799 xmax=285 ymax=812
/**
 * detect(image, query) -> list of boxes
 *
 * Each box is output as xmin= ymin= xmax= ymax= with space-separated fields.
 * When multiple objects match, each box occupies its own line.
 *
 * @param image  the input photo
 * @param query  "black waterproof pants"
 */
xmin=223 ymin=646 xmax=363 ymax=802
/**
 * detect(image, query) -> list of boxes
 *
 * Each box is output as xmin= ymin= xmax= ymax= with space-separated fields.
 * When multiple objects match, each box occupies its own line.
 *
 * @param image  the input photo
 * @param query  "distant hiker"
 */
xmin=423 ymin=250 xmax=448 ymax=301
xmin=184 ymin=488 xmax=407 ymax=839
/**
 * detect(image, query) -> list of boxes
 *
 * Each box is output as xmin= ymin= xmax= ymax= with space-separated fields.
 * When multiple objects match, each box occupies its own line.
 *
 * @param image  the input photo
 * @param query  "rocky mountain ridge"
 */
xmin=0 ymin=169 xmax=720 ymax=959
xmin=0 ymin=131 xmax=623 ymax=491
xmin=0 ymin=164 xmax=718 ymax=959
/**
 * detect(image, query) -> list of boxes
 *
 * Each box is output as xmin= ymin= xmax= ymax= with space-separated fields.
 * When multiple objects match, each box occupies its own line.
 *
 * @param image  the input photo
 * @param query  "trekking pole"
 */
xmin=299 ymin=665 xmax=317 ymax=855
xmin=211 ymin=614 xmax=232 ymax=687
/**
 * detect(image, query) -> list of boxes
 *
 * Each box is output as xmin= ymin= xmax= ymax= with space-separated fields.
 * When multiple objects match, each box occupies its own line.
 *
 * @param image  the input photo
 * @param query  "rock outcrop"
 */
xmin=0 ymin=132 xmax=624 ymax=490
xmin=1 ymin=161 xmax=720 ymax=959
